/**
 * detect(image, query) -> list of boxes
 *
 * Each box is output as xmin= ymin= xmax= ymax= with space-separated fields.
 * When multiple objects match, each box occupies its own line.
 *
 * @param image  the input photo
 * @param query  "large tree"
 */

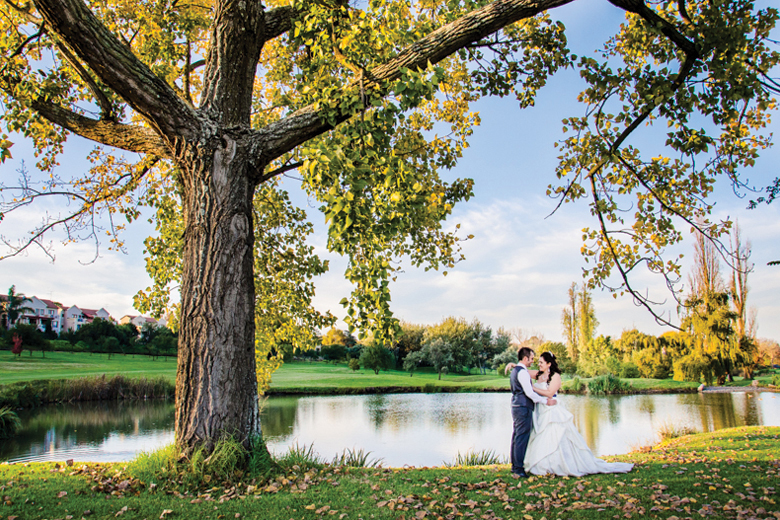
xmin=1 ymin=0 xmax=778 ymax=454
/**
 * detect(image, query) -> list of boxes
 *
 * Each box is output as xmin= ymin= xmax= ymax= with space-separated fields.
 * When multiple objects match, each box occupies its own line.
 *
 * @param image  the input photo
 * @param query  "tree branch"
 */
xmin=261 ymin=160 xmax=303 ymax=182
xmin=607 ymin=0 xmax=696 ymax=56
xmin=249 ymin=0 xmax=577 ymax=170
xmin=28 ymin=97 xmax=170 ymax=156
xmin=1 ymin=0 xmax=41 ymax=23
xmin=31 ymin=0 xmax=200 ymax=140
xmin=588 ymin=172 xmax=682 ymax=330
xmin=264 ymin=5 xmax=294 ymax=41
xmin=52 ymin=37 xmax=116 ymax=120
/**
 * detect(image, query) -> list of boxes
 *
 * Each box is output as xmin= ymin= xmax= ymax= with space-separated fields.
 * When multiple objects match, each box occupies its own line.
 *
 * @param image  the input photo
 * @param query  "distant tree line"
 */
xmin=1 ymin=318 xmax=178 ymax=359
xmin=299 ymin=317 xmax=513 ymax=378
xmin=551 ymin=223 xmax=774 ymax=385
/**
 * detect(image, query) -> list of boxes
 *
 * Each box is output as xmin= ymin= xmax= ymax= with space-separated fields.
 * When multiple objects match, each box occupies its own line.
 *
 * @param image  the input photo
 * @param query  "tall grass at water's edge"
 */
xmin=445 ymin=449 xmax=506 ymax=467
xmin=0 ymin=374 xmax=175 ymax=409
xmin=586 ymin=374 xmax=632 ymax=395
xmin=0 ymin=406 xmax=21 ymax=438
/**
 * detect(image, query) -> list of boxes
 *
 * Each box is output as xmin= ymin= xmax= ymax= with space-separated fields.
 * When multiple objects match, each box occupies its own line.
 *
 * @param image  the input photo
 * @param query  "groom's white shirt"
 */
xmin=516 ymin=361 xmax=548 ymax=404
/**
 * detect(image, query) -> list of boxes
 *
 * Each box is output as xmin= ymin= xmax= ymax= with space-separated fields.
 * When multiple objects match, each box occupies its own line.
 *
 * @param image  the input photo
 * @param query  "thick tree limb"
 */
xmin=31 ymin=0 xmax=200 ymax=140
xmin=29 ymin=98 xmax=170 ymax=157
xmin=2 ymin=0 xmax=40 ymax=23
xmin=264 ymin=5 xmax=294 ymax=41
xmin=250 ymin=0 xmax=576 ymax=170
xmin=607 ymin=0 xmax=696 ymax=56
xmin=200 ymin=0 xmax=266 ymax=124
xmin=52 ymin=39 xmax=116 ymax=120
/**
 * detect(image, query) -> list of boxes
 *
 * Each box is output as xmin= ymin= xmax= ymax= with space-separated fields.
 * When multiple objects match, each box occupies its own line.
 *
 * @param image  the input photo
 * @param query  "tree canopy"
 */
xmin=1 ymin=0 xmax=778 ymax=453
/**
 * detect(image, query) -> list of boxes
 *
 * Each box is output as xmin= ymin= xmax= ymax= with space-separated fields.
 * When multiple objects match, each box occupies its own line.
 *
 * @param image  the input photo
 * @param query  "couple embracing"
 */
xmin=508 ymin=347 xmax=634 ymax=478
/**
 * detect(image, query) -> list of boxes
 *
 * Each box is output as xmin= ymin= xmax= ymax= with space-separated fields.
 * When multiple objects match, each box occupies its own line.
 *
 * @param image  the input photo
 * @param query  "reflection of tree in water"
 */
xmin=606 ymin=397 xmax=621 ymax=424
xmin=677 ymin=393 xmax=759 ymax=432
xmin=0 ymin=400 xmax=174 ymax=461
xmin=638 ymin=395 xmax=656 ymax=415
xmin=434 ymin=394 xmax=493 ymax=434
xmin=745 ymin=393 xmax=763 ymax=424
xmin=261 ymin=397 xmax=300 ymax=438
xmin=363 ymin=394 xmax=496 ymax=433
xmin=564 ymin=396 xmax=602 ymax=451
xmin=733 ymin=392 xmax=762 ymax=426
xmin=367 ymin=394 xmax=389 ymax=428
xmin=709 ymin=394 xmax=739 ymax=430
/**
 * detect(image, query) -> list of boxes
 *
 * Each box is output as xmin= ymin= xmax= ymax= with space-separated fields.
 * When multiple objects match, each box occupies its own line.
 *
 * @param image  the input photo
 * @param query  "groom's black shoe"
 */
xmin=511 ymin=472 xmax=528 ymax=479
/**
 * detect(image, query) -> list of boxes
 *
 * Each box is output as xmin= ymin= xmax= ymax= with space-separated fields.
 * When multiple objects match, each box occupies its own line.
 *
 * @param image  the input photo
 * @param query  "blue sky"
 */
xmin=1 ymin=0 xmax=779 ymax=342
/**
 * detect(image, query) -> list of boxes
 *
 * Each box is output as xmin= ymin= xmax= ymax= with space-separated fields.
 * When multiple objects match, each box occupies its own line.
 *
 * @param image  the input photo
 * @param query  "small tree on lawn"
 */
xmin=423 ymin=338 xmax=454 ymax=381
xmin=360 ymin=342 xmax=394 ymax=375
xmin=403 ymin=350 xmax=426 ymax=377
xmin=11 ymin=333 xmax=22 ymax=356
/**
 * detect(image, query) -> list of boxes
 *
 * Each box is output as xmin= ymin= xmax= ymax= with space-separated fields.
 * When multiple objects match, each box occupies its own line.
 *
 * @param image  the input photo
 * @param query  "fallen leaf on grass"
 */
xmin=160 ymin=509 xmax=174 ymax=519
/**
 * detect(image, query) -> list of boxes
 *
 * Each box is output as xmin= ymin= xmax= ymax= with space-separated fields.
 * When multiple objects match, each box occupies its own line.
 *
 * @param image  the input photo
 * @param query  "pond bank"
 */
xmin=700 ymin=385 xmax=780 ymax=393
xmin=0 ymin=375 xmax=174 ymax=409
xmin=2 ymin=370 xmax=776 ymax=409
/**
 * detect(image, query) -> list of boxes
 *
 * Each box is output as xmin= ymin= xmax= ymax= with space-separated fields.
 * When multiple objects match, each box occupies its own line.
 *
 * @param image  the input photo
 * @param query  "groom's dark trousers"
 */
xmin=510 ymin=365 xmax=535 ymax=476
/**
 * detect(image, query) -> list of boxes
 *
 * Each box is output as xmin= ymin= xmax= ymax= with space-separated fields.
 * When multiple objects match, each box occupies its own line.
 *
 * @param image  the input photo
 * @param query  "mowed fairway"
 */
xmin=267 ymin=362 xmax=510 ymax=392
xmin=0 ymin=350 xmax=177 ymax=384
xmin=1 ymin=351 xmax=509 ymax=391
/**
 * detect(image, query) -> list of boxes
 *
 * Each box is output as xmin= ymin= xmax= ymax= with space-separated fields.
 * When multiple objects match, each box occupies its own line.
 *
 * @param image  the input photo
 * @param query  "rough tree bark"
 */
xmin=28 ymin=0 xmax=577 ymax=451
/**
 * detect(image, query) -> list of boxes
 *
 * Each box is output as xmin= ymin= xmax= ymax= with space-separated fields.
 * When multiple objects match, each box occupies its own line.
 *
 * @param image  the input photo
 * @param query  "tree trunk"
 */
xmin=175 ymin=138 xmax=261 ymax=452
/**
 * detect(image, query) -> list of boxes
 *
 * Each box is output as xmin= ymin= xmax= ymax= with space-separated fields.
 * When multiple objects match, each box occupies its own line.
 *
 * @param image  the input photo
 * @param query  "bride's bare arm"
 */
xmin=547 ymin=373 xmax=563 ymax=395
xmin=532 ymin=373 xmax=562 ymax=397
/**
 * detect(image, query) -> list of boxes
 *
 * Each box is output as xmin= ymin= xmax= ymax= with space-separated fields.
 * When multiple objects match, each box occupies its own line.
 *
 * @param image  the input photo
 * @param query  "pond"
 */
xmin=2 ymin=391 xmax=778 ymax=467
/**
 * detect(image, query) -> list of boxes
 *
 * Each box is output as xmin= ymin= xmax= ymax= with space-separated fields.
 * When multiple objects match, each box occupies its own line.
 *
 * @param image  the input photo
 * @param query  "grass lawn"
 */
xmin=0 ymin=350 xmax=177 ymax=384
xmin=0 ymin=426 xmax=777 ymax=519
xmin=2 ymin=351 xmax=775 ymax=394
xmin=267 ymin=362 xmax=511 ymax=392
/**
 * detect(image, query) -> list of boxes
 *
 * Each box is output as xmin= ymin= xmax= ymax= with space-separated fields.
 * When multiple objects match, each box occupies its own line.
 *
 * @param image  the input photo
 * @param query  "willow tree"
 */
xmin=1 ymin=0 xmax=778 ymax=453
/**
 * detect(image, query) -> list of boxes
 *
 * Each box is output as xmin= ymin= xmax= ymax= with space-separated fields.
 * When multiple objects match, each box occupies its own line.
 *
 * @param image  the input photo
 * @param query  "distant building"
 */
xmin=62 ymin=306 xmax=112 ymax=332
xmin=119 ymin=315 xmax=159 ymax=329
xmin=24 ymin=297 xmax=66 ymax=333
xmin=1 ymin=295 xmax=66 ymax=333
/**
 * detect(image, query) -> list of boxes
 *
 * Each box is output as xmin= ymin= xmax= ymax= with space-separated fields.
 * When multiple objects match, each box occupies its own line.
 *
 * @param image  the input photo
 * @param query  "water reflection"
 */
xmin=2 ymin=392 xmax=778 ymax=467
xmin=1 ymin=400 xmax=174 ymax=463
xmin=261 ymin=392 xmax=780 ymax=467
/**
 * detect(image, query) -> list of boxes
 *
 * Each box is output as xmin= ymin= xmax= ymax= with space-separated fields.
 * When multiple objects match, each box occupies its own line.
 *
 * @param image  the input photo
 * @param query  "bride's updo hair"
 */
xmin=539 ymin=351 xmax=562 ymax=378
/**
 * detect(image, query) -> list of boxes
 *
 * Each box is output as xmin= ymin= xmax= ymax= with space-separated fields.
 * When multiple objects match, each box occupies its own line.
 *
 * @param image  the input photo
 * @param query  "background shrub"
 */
xmin=587 ymin=374 xmax=631 ymax=395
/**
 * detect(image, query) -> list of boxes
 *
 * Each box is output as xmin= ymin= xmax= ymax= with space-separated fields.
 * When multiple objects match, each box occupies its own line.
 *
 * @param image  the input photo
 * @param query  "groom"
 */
xmin=510 ymin=347 xmax=556 ymax=478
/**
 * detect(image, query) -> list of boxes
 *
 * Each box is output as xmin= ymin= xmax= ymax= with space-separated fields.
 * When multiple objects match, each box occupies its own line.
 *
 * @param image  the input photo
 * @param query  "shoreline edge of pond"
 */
xmin=2 ymin=373 xmax=778 ymax=410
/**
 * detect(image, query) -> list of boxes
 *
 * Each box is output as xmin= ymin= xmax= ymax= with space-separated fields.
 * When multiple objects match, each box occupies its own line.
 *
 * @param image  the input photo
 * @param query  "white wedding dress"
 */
xmin=524 ymin=381 xmax=634 ymax=477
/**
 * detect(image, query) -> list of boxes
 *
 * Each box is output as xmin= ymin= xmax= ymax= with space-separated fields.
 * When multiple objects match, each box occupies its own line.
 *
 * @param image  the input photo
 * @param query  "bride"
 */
xmin=508 ymin=352 xmax=633 ymax=477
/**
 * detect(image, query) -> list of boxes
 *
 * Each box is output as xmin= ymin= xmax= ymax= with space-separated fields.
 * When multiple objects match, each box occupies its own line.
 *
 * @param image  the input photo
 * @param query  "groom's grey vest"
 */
xmin=510 ymin=365 xmax=534 ymax=409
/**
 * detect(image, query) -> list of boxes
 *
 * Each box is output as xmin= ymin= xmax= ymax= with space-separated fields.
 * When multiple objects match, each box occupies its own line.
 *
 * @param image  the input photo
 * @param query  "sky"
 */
xmin=1 ymin=0 xmax=779 ymax=342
